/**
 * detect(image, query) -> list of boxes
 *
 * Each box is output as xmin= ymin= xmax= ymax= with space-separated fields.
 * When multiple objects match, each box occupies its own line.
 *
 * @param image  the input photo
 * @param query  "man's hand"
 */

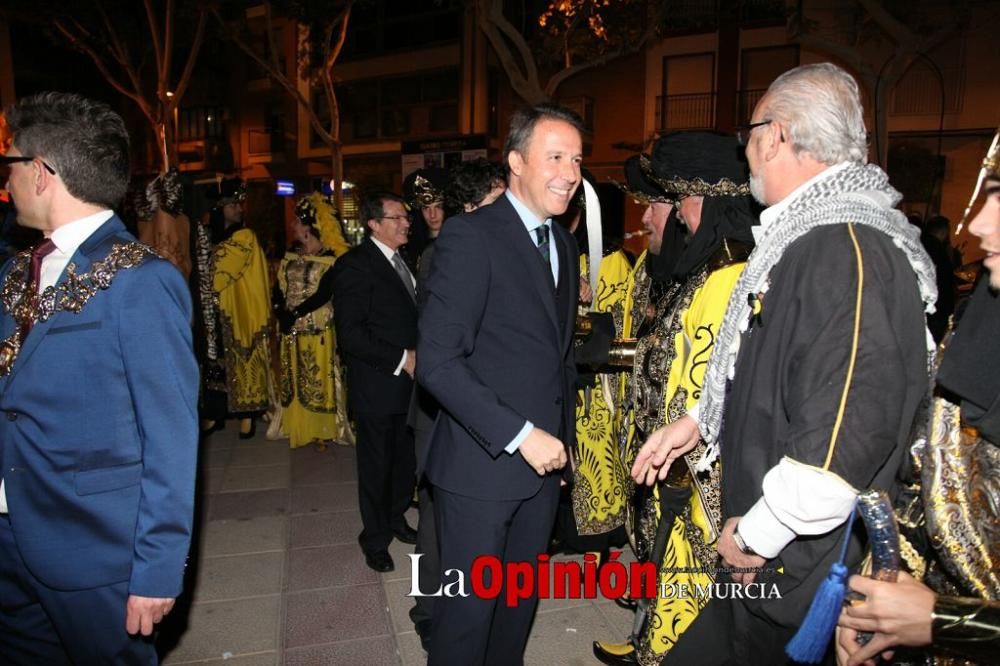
xmin=716 ymin=517 xmax=767 ymax=585
xmin=126 ymin=595 xmax=175 ymax=636
xmin=630 ymin=415 xmax=701 ymax=485
xmin=403 ymin=349 xmax=416 ymax=378
xmin=579 ymin=277 xmax=593 ymax=305
xmin=836 ymin=571 xmax=935 ymax=666
xmin=518 ymin=427 xmax=567 ymax=476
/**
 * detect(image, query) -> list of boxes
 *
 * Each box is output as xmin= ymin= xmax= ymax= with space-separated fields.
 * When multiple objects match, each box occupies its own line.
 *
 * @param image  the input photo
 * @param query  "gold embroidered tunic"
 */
xmin=212 ymin=227 xmax=272 ymax=413
xmin=277 ymin=252 xmax=354 ymax=447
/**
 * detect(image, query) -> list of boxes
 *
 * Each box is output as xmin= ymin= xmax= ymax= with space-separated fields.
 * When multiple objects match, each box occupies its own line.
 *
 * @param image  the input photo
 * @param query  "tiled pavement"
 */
xmin=160 ymin=424 xmax=637 ymax=665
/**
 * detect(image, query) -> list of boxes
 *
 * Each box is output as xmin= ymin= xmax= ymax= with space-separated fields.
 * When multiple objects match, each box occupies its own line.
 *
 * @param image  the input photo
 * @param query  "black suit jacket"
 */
xmin=331 ymin=237 xmax=418 ymax=415
xmin=416 ymin=195 xmax=579 ymax=501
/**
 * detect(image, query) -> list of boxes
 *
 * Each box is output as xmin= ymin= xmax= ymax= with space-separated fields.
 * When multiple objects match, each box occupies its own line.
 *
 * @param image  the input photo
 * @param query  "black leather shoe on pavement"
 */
xmin=392 ymin=522 xmax=418 ymax=545
xmin=592 ymin=640 xmax=639 ymax=665
xmin=364 ymin=550 xmax=394 ymax=572
xmin=613 ymin=594 xmax=638 ymax=611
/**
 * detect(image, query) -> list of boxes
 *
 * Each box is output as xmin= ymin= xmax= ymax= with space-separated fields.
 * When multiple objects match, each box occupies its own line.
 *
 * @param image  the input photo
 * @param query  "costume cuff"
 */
xmin=740 ymin=456 xmax=858 ymax=558
xmin=393 ymin=349 xmax=407 ymax=377
xmin=686 ymin=402 xmax=700 ymax=423
xmin=505 ymin=421 xmax=533 ymax=454
xmin=739 ymin=497 xmax=797 ymax=558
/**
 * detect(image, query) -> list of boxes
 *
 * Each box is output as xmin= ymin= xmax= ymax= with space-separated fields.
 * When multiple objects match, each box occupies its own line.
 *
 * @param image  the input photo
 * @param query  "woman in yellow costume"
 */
xmin=273 ymin=192 xmax=353 ymax=449
xmin=593 ymin=132 xmax=756 ymax=666
xmin=209 ymin=178 xmax=273 ymax=438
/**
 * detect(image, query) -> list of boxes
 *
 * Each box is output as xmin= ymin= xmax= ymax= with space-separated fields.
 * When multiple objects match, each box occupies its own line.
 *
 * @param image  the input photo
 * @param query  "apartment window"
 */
xmin=657 ymin=53 xmax=715 ymax=131
xmin=738 ymin=46 xmax=799 ymax=124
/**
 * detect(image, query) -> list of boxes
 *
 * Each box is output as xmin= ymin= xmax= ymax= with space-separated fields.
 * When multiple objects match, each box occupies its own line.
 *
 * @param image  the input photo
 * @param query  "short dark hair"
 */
xmin=925 ymin=214 xmax=951 ymax=236
xmin=4 ymin=92 xmax=130 ymax=209
xmin=445 ymin=158 xmax=506 ymax=212
xmin=360 ymin=191 xmax=405 ymax=234
xmin=502 ymin=103 xmax=584 ymax=169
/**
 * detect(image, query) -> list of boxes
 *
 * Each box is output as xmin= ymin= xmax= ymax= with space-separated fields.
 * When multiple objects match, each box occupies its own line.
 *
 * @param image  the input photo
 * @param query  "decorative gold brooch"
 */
xmin=0 ymin=242 xmax=156 ymax=376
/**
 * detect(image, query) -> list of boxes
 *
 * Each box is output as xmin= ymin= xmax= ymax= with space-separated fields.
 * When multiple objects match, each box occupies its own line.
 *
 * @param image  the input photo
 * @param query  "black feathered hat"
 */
xmin=403 ymin=167 xmax=447 ymax=208
xmin=647 ymin=132 xmax=749 ymax=198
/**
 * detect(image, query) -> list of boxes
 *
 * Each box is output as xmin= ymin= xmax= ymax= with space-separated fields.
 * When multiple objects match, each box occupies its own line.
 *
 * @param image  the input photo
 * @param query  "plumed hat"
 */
xmin=616 ymin=155 xmax=673 ymax=205
xmin=403 ymin=167 xmax=447 ymax=208
xmin=647 ymin=132 xmax=749 ymax=198
xmin=294 ymin=191 xmax=349 ymax=256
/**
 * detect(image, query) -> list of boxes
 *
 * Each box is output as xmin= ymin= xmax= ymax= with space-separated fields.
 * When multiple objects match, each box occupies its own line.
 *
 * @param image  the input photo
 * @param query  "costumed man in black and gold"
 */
xmin=593 ymin=132 xmax=756 ymax=666
xmin=631 ymin=63 xmax=938 ymax=666
xmin=205 ymin=178 xmax=272 ymax=439
xmin=272 ymin=192 xmax=352 ymax=449
xmin=836 ymin=127 xmax=1000 ymax=666
xmin=402 ymin=166 xmax=448 ymax=267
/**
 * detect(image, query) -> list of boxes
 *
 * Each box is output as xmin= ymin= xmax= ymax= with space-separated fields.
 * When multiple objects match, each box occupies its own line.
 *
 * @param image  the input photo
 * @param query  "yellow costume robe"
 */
xmin=571 ymin=249 xmax=633 ymax=535
xmin=629 ymin=253 xmax=746 ymax=666
xmin=213 ymin=227 xmax=272 ymax=413
xmin=277 ymin=252 xmax=354 ymax=447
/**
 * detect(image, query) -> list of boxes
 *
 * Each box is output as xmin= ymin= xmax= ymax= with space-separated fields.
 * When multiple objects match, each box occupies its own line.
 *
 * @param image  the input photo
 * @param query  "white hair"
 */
xmin=762 ymin=63 xmax=868 ymax=165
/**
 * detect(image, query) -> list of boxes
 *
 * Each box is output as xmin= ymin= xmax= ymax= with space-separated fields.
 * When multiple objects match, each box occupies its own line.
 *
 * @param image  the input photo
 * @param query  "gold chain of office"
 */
xmin=0 ymin=241 xmax=156 ymax=376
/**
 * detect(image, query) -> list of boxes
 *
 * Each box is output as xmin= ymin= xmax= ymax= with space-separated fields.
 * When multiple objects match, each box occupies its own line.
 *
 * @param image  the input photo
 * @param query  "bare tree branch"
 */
xmin=142 ymin=0 xmax=165 ymax=86
xmin=171 ymin=7 xmax=206 ymax=105
xmin=162 ymin=0 xmax=175 ymax=99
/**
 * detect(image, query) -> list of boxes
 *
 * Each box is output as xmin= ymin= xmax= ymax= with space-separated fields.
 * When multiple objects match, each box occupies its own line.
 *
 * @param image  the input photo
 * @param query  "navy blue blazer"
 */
xmin=417 ymin=195 xmax=579 ymax=501
xmin=0 ymin=216 xmax=198 ymax=597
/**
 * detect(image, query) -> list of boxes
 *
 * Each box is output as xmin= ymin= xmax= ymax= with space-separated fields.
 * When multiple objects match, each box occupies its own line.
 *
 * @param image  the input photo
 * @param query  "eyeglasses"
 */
xmin=380 ymin=215 xmax=409 ymax=222
xmin=0 ymin=155 xmax=56 ymax=175
xmin=736 ymin=119 xmax=773 ymax=146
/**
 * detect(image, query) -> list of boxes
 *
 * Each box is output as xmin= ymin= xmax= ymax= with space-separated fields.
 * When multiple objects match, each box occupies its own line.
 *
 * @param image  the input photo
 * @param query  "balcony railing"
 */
xmin=177 ymin=105 xmax=228 ymax=142
xmin=656 ymin=93 xmax=716 ymax=132
xmin=738 ymin=88 xmax=767 ymax=124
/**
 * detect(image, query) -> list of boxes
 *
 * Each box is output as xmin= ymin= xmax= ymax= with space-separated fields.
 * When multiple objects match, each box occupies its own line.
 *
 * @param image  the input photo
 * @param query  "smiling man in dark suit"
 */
xmin=417 ymin=104 xmax=582 ymax=665
xmin=0 ymin=92 xmax=198 ymax=664
xmin=331 ymin=192 xmax=418 ymax=573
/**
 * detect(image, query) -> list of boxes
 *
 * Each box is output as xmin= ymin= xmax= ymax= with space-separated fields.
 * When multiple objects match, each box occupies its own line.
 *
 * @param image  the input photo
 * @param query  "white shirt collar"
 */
xmin=49 ymin=210 xmax=115 ymax=256
xmin=756 ymin=162 xmax=852 ymax=236
xmin=505 ymin=189 xmax=550 ymax=233
xmin=369 ymin=235 xmax=401 ymax=263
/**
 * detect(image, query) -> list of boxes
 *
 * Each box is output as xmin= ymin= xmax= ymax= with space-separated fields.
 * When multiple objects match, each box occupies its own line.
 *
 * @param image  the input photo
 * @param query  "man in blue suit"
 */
xmin=0 ymin=92 xmax=198 ymax=664
xmin=417 ymin=104 xmax=582 ymax=665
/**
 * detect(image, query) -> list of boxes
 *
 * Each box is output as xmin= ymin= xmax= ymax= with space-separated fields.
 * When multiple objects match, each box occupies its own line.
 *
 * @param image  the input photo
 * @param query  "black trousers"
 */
xmin=0 ymin=516 xmax=158 ymax=665
xmin=354 ymin=412 xmax=416 ymax=554
xmin=428 ymin=476 xmax=561 ymax=666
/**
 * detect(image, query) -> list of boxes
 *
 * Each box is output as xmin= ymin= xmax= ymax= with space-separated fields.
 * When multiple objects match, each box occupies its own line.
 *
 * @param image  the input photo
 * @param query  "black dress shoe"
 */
xmin=613 ymin=595 xmax=638 ymax=611
xmin=392 ymin=522 xmax=418 ymax=545
xmin=592 ymin=640 xmax=639 ymax=665
xmin=364 ymin=550 xmax=394 ymax=572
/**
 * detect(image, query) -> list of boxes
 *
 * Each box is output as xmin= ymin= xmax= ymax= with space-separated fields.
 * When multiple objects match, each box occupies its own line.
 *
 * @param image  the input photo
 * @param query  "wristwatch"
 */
xmin=733 ymin=523 xmax=757 ymax=556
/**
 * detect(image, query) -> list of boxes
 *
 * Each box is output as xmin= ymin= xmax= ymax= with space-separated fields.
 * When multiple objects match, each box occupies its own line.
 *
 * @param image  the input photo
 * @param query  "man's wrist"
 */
xmin=732 ymin=523 xmax=758 ymax=556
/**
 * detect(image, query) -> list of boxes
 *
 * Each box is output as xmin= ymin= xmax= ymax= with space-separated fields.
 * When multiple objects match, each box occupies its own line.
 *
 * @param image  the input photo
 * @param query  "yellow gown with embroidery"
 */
xmin=213 ymin=227 xmax=272 ymax=413
xmin=277 ymin=252 xmax=354 ymax=447
xmin=633 ymin=261 xmax=745 ymax=666
xmin=571 ymin=249 xmax=633 ymax=535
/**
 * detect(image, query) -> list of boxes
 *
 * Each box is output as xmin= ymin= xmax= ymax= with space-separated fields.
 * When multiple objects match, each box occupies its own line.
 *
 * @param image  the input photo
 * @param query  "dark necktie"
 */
xmin=23 ymin=238 xmax=57 ymax=336
xmin=392 ymin=252 xmax=416 ymax=302
xmin=535 ymin=224 xmax=551 ymax=267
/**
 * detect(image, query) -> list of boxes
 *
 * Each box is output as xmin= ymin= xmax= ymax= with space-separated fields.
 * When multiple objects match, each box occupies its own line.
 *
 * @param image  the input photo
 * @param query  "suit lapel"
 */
xmin=495 ymin=197 xmax=559 ymax=338
xmin=7 ymin=218 xmax=124 ymax=384
xmin=365 ymin=238 xmax=416 ymax=310
xmin=552 ymin=223 xmax=577 ymax=350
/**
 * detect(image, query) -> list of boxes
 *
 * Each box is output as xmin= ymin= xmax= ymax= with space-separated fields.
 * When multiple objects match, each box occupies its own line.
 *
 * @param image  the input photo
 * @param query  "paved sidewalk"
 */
xmin=160 ymin=424 xmax=635 ymax=665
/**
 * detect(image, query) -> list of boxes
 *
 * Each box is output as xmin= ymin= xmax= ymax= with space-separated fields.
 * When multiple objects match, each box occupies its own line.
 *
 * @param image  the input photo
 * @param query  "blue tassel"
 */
xmin=785 ymin=501 xmax=858 ymax=664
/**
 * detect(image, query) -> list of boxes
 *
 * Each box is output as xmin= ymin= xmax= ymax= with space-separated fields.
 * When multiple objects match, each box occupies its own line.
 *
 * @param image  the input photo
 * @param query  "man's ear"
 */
xmin=508 ymin=150 xmax=524 ymax=178
xmin=367 ymin=218 xmax=379 ymax=235
xmin=761 ymin=122 xmax=783 ymax=163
